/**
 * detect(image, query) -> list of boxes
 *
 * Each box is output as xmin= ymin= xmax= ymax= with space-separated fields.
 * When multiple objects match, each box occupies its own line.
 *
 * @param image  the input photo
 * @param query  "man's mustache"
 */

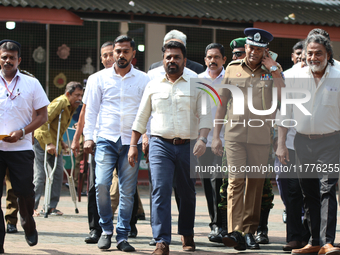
xmin=167 ymin=62 xmax=178 ymax=68
xmin=4 ymin=63 xmax=13 ymax=67
xmin=118 ymin=58 xmax=127 ymax=62
xmin=209 ymin=63 xmax=217 ymax=67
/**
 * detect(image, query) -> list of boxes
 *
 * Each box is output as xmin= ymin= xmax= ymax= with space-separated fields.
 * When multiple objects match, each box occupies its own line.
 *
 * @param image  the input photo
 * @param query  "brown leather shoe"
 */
xmin=152 ymin=242 xmax=169 ymax=255
xmin=283 ymin=241 xmax=303 ymax=251
xmin=292 ymin=244 xmax=321 ymax=255
xmin=181 ymin=235 xmax=195 ymax=251
xmin=318 ymin=244 xmax=340 ymax=255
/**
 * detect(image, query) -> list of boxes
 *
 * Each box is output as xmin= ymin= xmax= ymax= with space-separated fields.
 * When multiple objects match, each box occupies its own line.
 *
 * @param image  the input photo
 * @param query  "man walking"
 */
xmin=0 ymin=39 xmax=49 ymax=252
xmin=83 ymin=35 xmax=149 ymax=252
xmin=129 ymin=41 xmax=212 ymax=255
xmin=212 ymin=28 xmax=285 ymax=250
xmin=277 ymin=34 xmax=340 ymax=255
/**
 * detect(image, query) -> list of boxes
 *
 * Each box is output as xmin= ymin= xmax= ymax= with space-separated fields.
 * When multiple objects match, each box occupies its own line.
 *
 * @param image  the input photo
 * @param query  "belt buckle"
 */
xmin=173 ymin=138 xmax=180 ymax=145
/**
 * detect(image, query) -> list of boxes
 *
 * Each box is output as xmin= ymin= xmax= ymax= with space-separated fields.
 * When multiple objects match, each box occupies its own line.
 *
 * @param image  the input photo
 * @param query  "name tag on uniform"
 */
xmin=260 ymin=74 xmax=273 ymax=81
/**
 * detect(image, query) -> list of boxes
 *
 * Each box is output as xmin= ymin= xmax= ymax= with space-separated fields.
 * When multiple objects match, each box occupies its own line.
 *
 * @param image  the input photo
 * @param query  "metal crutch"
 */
xmin=43 ymin=109 xmax=63 ymax=218
xmin=62 ymin=127 xmax=79 ymax=214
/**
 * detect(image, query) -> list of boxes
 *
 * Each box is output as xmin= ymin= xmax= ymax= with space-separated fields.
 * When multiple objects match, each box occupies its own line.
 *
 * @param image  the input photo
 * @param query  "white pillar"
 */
xmin=120 ymin=22 xmax=129 ymax=36
xmin=145 ymin=23 xmax=166 ymax=71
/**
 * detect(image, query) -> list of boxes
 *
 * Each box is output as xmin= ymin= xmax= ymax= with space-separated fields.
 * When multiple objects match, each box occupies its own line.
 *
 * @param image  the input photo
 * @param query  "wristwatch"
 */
xmin=198 ymin=136 xmax=207 ymax=144
xmin=269 ymin=66 xmax=278 ymax=72
xmin=19 ymin=128 xmax=25 ymax=140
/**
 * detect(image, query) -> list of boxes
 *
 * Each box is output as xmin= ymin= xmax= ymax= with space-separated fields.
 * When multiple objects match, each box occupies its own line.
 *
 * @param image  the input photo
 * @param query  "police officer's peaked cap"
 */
xmin=230 ymin=37 xmax=247 ymax=50
xmin=244 ymin=28 xmax=273 ymax=47
xmin=0 ymin=39 xmax=21 ymax=49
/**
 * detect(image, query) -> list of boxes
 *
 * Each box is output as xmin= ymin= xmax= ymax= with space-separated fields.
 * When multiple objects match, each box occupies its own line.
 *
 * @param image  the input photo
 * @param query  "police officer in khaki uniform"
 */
xmin=212 ymin=28 xmax=285 ymax=251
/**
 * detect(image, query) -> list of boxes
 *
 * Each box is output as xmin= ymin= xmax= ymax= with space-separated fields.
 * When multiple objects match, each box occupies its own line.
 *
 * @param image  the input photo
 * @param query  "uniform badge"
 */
xmin=236 ymin=73 xmax=241 ymax=77
xmin=254 ymin=32 xmax=261 ymax=42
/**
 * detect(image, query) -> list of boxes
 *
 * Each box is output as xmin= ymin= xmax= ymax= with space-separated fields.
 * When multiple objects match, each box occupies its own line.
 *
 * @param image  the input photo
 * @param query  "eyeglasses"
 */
xmin=232 ymin=51 xmax=246 ymax=58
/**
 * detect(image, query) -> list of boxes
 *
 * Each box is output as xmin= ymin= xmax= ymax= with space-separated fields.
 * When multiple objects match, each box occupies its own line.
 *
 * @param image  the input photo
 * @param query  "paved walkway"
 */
xmin=2 ymin=184 xmax=340 ymax=254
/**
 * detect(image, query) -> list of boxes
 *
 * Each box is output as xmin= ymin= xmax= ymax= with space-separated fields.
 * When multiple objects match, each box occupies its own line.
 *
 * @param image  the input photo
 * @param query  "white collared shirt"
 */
xmin=84 ymin=64 xmax=149 ymax=145
xmin=0 ymin=70 xmax=50 ymax=151
xmin=82 ymin=69 xmax=108 ymax=143
xmin=132 ymin=68 xmax=212 ymax=139
xmin=198 ymin=67 xmax=225 ymax=147
xmin=148 ymin=65 xmax=197 ymax=81
xmin=277 ymin=64 xmax=340 ymax=135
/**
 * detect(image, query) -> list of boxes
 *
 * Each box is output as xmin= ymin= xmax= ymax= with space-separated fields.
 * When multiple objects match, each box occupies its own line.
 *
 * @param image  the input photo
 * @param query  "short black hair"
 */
xmin=65 ymin=81 xmax=83 ymax=95
xmin=292 ymin=41 xmax=304 ymax=52
xmin=162 ymin=41 xmax=187 ymax=59
xmin=205 ymin=43 xmax=225 ymax=58
xmin=308 ymin=28 xmax=330 ymax=40
xmin=114 ymin=36 xmax=135 ymax=50
xmin=305 ymin=34 xmax=334 ymax=66
xmin=0 ymin=41 xmax=21 ymax=58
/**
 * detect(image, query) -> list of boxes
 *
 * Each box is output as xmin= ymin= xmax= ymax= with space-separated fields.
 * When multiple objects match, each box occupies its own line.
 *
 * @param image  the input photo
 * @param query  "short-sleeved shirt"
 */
xmin=34 ymin=94 xmax=77 ymax=154
xmin=0 ymin=70 xmax=50 ymax=151
xmin=219 ymin=58 xmax=281 ymax=145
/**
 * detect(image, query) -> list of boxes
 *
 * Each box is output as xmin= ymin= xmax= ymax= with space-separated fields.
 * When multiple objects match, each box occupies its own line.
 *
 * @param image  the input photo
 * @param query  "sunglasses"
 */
xmin=232 ymin=51 xmax=246 ymax=57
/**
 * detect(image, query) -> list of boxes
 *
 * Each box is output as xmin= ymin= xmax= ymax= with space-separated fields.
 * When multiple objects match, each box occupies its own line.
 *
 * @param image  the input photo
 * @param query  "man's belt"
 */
xmin=151 ymin=135 xmax=190 ymax=145
xmin=297 ymin=131 xmax=340 ymax=140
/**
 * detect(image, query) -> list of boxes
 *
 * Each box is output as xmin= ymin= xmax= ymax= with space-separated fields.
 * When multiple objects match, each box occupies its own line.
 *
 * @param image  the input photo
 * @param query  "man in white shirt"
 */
xmin=0 ymin=40 xmax=49 ymax=252
xmin=198 ymin=43 xmax=226 ymax=242
xmin=276 ymin=34 xmax=340 ymax=255
xmin=71 ymin=41 xmax=114 ymax=244
xmin=83 ymin=36 xmax=149 ymax=252
xmin=128 ymin=41 xmax=212 ymax=255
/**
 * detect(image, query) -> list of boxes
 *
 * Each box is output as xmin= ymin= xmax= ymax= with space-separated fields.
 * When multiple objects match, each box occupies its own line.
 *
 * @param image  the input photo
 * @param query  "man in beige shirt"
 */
xmin=212 ymin=28 xmax=285 ymax=250
xmin=128 ymin=41 xmax=212 ymax=255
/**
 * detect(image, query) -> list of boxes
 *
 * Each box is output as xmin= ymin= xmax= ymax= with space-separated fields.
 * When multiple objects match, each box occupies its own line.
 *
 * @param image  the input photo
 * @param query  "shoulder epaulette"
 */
xmin=227 ymin=59 xmax=243 ymax=68
xmin=19 ymin=69 xmax=35 ymax=78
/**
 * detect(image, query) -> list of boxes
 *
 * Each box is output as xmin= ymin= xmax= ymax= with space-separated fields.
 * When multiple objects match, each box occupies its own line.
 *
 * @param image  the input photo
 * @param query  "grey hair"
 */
xmin=305 ymin=34 xmax=334 ymax=66
xmin=65 ymin=81 xmax=83 ymax=95
xmin=163 ymin=30 xmax=187 ymax=46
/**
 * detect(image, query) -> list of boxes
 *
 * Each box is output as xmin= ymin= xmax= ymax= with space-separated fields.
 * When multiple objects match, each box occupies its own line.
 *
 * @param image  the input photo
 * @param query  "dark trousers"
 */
xmin=198 ymin=147 xmax=223 ymax=229
xmin=149 ymin=137 xmax=196 ymax=244
xmin=0 ymin=150 xmax=36 ymax=247
xmin=295 ymin=133 xmax=340 ymax=247
xmin=284 ymin=149 xmax=310 ymax=243
xmin=88 ymin=147 xmax=101 ymax=234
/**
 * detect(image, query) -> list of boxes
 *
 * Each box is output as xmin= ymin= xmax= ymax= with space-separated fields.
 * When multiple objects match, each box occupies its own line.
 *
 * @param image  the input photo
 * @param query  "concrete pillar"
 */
xmin=145 ymin=23 xmax=166 ymax=71
xmin=120 ymin=22 xmax=129 ymax=36
xmin=332 ymin=41 xmax=340 ymax=60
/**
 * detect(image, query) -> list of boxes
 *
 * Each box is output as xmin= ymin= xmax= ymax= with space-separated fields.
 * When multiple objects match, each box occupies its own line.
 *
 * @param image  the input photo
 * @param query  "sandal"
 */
xmin=49 ymin=208 xmax=63 ymax=216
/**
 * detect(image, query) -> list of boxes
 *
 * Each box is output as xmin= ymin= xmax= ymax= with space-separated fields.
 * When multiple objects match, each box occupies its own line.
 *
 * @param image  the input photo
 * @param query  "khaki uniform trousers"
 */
xmin=5 ymin=168 xmax=18 ymax=225
xmin=226 ymin=141 xmax=270 ymax=234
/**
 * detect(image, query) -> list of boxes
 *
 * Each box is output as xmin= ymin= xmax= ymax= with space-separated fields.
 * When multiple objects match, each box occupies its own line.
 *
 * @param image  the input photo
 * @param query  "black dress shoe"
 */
xmin=255 ymin=229 xmax=269 ymax=244
xmin=7 ymin=224 xmax=18 ymax=233
xmin=117 ymin=240 xmax=135 ymax=252
xmin=244 ymin=233 xmax=260 ymax=250
xmin=85 ymin=232 xmax=100 ymax=243
xmin=128 ymin=224 xmax=138 ymax=238
xmin=98 ymin=234 xmax=112 ymax=249
xmin=25 ymin=229 xmax=38 ymax=246
xmin=209 ymin=228 xmax=225 ymax=243
xmin=149 ymin=238 xmax=157 ymax=246
xmin=222 ymin=231 xmax=246 ymax=251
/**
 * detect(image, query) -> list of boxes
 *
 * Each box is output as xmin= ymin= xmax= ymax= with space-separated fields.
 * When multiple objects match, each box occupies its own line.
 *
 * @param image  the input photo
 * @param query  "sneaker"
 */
xmin=98 ymin=234 xmax=112 ymax=249
xmin=117 ymin=240 xmax=135 ymax=252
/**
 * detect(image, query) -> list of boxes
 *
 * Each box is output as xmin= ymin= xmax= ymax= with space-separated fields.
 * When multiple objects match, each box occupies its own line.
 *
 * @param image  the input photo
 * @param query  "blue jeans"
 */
xmin=149 ymin=136 xmax=196 ymax=244
xmin=95 ymin=137 xmax=142 ymax=242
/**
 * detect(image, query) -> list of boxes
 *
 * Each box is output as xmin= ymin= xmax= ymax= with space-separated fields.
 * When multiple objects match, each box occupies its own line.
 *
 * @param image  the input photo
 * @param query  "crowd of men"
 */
xmin=0 ymin=26 xmax=340 ymax=255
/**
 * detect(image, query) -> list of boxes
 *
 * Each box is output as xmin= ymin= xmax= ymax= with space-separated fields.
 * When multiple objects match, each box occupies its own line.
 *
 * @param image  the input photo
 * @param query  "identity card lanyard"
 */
xmin=1 ymin=76 xmax=20 ymax=100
